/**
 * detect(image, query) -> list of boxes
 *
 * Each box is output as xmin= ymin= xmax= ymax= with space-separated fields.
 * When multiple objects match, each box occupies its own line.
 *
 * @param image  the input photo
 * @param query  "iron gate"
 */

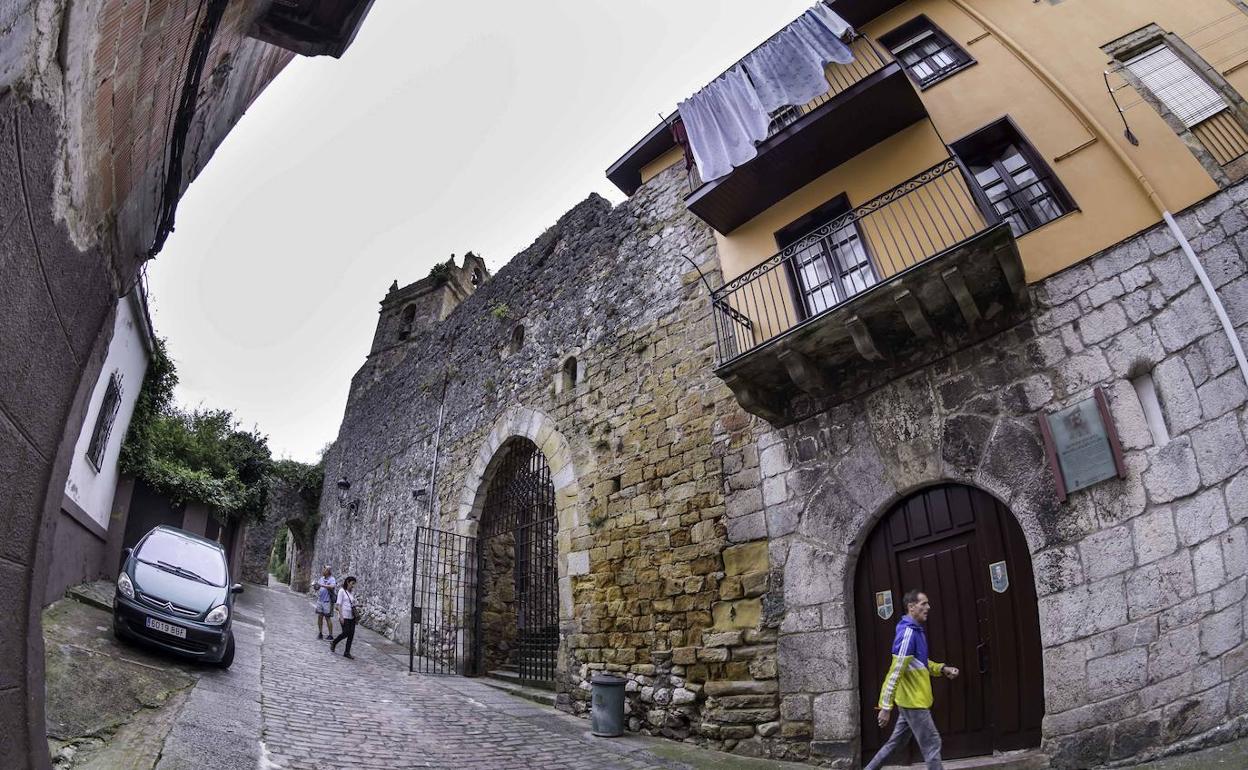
xmin=409 ymin=525 xmax=476 ymax=675
xmin=476 ymin=439 xmax=559 ymax=686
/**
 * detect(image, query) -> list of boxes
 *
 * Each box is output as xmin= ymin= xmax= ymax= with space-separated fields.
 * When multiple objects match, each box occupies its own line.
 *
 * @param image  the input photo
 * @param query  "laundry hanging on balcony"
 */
xmin=677 ymin=4 xmax=854 ymax=183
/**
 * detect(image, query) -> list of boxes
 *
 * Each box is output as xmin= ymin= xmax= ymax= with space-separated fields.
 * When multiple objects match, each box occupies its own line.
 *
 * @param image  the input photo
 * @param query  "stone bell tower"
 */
xmin=368 ymin=252 xmax=490 ymax=355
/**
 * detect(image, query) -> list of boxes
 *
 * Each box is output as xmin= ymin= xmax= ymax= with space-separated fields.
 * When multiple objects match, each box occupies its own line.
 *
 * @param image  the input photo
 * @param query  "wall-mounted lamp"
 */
xmin=336 ymin=478 xmax=351 ymax=491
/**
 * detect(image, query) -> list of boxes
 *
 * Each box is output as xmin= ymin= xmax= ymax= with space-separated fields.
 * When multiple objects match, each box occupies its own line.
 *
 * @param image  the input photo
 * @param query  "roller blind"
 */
xmin=1126 ymin=45 xmax=1227 ymax=128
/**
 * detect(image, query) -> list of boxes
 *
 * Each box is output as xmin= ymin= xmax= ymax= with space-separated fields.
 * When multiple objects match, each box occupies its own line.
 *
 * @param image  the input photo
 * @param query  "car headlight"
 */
xmin=117 ymin=572 xmax=134 ymax=599
xmin=205 ymin=605 xmax=229 ymax=625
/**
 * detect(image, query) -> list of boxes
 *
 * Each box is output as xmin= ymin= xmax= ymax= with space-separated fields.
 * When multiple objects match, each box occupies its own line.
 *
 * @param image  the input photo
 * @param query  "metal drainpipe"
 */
xmin=949 ymin=0 xmax=1248 ymax=390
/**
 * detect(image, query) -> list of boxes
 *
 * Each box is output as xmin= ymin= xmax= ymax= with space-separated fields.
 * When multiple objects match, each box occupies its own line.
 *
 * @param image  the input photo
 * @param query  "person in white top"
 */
xmin=330 ymin=576 xmax=359 ymax=659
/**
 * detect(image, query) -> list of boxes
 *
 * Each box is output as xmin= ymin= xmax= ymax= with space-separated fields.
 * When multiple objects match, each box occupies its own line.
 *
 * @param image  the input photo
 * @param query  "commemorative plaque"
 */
xmin=1038 ymin=387 xmax=1126 ymax=501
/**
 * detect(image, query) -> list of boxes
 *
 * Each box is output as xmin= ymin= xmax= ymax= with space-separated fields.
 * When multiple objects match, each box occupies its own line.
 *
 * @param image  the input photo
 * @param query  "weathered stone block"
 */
xmin=1080 ymin=525 xmax=1135 ymax=581
xmin=806 ymin=690 xmax=855 ymax=742
xmin=1078 ymin=302 xmax=1129 ymax=345
xmin=1155 ymin=286 xmax=1220 ymax=353
xmin=1190 ymin=413 xmax=1248 ymax=485
xmin=1200 ymin=607 xmax=1243 ymax=658
xmin=1127 ymin=551 xmax=1196 ymax=620
xmin=1175 ymin=488 xmax=1230 ymax=547
xmin=712 ymin=598 xmax=761 ymax=630
xmin=778 ymin=631 xmax=851 ymax=692
xmin=783 ymin=540 xmax=843 ymax=608
xmin=1191 ymin=538 xmax=1226 ymax=594
xmin=1131 ymin=507 xmax=1177 ymax=565
xmin=1033 ymin=546 xmax=1085 ymax=596
xmin=1142 ymin=439 xmax=1200 ymax=504
xmin=1039 ymin=578 xmax=1128 ymax=645
xmin=723 ymin=542 xmax=768 ymax=576
xmin=1153 ymin=358 xmax=1201 ymax=435
xmin=1087 ymin=648 xmax=1148 ymax=692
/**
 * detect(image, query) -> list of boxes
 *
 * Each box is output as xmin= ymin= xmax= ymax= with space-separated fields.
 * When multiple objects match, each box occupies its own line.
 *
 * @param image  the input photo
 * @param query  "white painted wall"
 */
xmin=64 ymin=290 xmax=152 ymax=529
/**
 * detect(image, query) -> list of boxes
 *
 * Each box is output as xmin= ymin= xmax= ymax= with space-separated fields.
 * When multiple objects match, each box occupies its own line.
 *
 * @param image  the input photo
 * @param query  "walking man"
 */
xmin=330 ymin=576 xmax=359 ymax=660
xmin=864 ymin=589 xmax=960 ymax=770
xmin=315 ymin=566 xmax=336 ymax=640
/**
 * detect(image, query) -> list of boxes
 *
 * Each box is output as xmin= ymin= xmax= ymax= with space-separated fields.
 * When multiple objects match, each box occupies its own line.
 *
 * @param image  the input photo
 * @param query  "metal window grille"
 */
xmin=889 ymin=27 xmax=970 ymax=87
xmin=86 ymin=372 xmax=124 ymax=470
xmin=1126 ymin=45 xmax=1227 ymax=128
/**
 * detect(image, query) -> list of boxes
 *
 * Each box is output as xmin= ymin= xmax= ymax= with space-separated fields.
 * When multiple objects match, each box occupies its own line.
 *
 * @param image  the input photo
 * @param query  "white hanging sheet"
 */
xmin=677 ymin=4 xmax=855 ymax=183
xmin=745 ymin=4 xmax=855 ymax=113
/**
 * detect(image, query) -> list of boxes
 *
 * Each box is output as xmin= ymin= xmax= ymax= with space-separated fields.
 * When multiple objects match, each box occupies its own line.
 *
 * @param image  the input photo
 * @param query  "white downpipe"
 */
xmin=1164 ymin=211 xmax=1248 ymax=390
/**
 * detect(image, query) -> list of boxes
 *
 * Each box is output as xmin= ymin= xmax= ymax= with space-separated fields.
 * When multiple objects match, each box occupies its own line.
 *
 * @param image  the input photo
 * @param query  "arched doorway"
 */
xmin=473 ymin=438 xmax=559 ymax=688
xmin=854 ymin=484 xmax=1044 ymax=763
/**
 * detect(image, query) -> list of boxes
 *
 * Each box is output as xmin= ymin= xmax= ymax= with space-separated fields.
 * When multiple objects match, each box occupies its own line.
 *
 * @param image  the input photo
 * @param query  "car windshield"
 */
xmin=136 ymin=530 xmax=227 ymax=587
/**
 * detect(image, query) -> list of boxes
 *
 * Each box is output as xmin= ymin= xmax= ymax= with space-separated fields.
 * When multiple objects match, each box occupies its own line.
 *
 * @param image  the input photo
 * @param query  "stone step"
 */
xmin=66 ymin=580 xmax=116 ymax=612
xmin=478 ymin=673 xmax=558 ymax=707
xmin=896 ymin=750 xmax=1048 ymax=770
xmin=484 ymin=668 xmax=556 ymax=691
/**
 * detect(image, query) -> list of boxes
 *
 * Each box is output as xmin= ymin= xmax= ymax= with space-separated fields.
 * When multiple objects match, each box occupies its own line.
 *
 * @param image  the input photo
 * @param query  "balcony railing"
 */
xmin=711 ymin=157 xmax=1007 ymax=365
xmin=686 ymin=36 xmax=893 ymax=192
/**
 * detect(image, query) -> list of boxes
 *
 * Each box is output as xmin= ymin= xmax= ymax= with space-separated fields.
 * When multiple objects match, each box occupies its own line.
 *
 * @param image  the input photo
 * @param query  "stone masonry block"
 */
xmin=1044 ymin=640 xmax=1090 ymax=713
xmin=1078 ymin=303 xmax=1129 ymax=346
xmin=1033 ymin=546 xmax=1085 ymax=597
xmin=1153 ymin=358 xmax=1200 ymax=435
xmin=1227 ymin=471 xmax=1248 ymax=524
xmin=726 ymin=512 xmax=767 ymax=544
xmin=723 ymin=541 xmax=768 ymax=576
xmin=1190 ymin=413 xmax=1248 ymax=485
xmin=1087 ymin=647 xmax=1148 ymax=692
xmin=1200 ymin=607 xmax=1243 ymax=658
xmin=1081 ymin=525 xmax=1136 ymax=581
xmin=784 ymin=540 xmax=844 ymax=608
xmin=1197 ymin=370 xmax=1248 ymax=419
xmin=1132 ymin=507 xmax=1177 ymax=565
xmin=812 ymin=691 xmax=856 ymax=740
xmin=1143 ymin=438 xmax=1201 ymax=504
xmin=1223 ymin=526 xmax=1248 ymax=580
xmin=567 ymin=550 xmax=590 ymax=576
xmin=1039 ymin=578 xmax=1128 ymax=645
xmin=1105 ymin=324 xmax=1166 ymax=379
xmin=778 ymin=630 xmax=851 ymax=692
xmin=1192 ymin=538 xmax=1225 ymax=594
xmin=712 ymin=598 xmax=761 ymax=630
xmin=1126 ymin=551 xmax=1195 ymax=620
xmin=1174 ymin=488 xmax=1230 ymax=547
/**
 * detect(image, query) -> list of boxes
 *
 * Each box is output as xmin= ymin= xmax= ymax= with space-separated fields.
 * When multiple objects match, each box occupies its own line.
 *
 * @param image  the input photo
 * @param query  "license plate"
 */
xmin=145 ymin=616 xmax=187 ymax=639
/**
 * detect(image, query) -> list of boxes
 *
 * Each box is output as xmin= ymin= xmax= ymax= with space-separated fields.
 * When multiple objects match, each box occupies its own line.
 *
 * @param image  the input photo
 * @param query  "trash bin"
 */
xmin=590 ymin=674 xmax=627 ymax=737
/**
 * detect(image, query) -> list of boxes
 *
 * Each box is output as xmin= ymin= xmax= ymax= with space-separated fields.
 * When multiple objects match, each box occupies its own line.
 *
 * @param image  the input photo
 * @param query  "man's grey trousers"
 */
xmin=863 ymin=707 xmax=943 ymax=770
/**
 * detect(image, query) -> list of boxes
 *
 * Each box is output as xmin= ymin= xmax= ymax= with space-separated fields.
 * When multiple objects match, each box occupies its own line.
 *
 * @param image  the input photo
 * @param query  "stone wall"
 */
xmin=1 ymin=2 xmax=308 ymax=763
xmin=313 ymin=163 xmax=799 ymax=755
xmin=758 ymin=187 xmax=1248 ymax=767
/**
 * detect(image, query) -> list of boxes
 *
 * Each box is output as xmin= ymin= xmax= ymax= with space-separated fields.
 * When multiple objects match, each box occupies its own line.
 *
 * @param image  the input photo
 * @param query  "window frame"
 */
xmin=86 ymin=371 xmax=124 ymax=471
xmin=878 ymin=15 xmax=975 ymax=90
xmin=774 ymin=194 xmax=880 ymax=320
xmin=950 ymin=116 xmax=1077 ymax=237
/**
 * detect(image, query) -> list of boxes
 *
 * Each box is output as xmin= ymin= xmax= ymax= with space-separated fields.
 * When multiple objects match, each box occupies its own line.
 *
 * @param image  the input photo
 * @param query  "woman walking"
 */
xmin=330 ymin=576 xmax=359 ymax=659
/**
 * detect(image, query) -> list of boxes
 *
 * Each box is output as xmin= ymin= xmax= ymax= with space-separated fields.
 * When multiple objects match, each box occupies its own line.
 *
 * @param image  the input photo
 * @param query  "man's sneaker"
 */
xmin=330 ymin=640 xmax=337 ymax=653
xmin=343 ymin=653 xmax=355 ymax=660
xmin=317 ymin=633 xmax=323 ymax=640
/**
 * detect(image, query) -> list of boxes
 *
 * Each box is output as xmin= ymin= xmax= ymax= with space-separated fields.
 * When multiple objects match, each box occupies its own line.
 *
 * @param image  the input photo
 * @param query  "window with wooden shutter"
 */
xmin=1125 ymin=45 xmax=1227 ymax=128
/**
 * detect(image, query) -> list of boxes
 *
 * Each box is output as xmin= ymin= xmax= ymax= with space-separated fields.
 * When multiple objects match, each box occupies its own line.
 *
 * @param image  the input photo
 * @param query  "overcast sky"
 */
xmin=148 ymin=0 xmax=813 ymax=463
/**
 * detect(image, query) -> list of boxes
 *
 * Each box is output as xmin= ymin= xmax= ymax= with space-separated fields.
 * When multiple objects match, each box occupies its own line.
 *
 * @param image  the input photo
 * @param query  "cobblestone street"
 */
xmin=258 ymin=582 xmax=717 ymax=770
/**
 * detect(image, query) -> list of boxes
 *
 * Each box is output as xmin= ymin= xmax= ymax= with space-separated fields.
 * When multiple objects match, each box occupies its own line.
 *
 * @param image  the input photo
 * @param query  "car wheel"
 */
xmin=216 ymin=631 xmax=235 ymax=668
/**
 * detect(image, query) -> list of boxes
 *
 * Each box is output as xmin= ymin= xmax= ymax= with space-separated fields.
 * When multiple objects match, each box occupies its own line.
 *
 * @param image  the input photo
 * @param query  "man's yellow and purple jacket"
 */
xmin=877 ymin=615 xmax=945 ymax=710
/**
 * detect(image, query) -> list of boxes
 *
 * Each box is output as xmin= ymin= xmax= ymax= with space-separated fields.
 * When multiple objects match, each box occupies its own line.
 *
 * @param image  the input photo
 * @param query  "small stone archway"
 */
xmin=455 ymin=407 xmax=584 ymax=669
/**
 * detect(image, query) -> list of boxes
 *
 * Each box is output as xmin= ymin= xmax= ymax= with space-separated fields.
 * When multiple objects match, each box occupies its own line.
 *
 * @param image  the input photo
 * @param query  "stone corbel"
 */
xmin=846 ymin=315 xmax=884 ymax=362
xmin=778 ymin=348 xmax=832 ymax=398
xmin=941 ymin=267 xmax=982 ymax=328
xmin=993 ymin=245 xmax=1029 ymax=306
xmin=894 ymin=289 xmax=934 ymax=339
xmin=723 ymin=374 xmax=784 ymax=424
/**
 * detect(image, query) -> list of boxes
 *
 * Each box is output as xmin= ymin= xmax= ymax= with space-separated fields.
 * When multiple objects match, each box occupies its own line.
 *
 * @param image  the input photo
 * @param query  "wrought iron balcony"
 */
xmin=710 ymin=158 xmax=1032 ymax=425
xmin=684 ymin=36 xmax=928 ymax=234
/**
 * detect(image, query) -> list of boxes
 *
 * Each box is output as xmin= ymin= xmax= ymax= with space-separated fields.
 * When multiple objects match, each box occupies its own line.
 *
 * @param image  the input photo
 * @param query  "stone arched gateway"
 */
xmin=853 ymin=484 xmax=1044 ymax=763
xmin=455 ymin=407 xmax=582 ymax=692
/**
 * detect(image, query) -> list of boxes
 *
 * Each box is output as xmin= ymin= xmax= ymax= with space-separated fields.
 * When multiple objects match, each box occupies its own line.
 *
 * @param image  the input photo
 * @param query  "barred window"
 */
xmin=86 ymin=372 xmax=124 ymax=470
xmin=881 ymin=17 xmax=973 ymax=89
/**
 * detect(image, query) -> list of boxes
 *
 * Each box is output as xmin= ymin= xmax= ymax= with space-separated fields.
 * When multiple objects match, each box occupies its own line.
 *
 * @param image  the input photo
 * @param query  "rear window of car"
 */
xmin=137 ymin=530 xmax=228 ymax=586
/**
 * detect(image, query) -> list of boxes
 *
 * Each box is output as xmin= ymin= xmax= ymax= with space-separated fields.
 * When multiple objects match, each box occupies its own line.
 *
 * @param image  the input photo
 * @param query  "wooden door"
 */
xmin=854 ymin=485 xmax=1044 ymax=763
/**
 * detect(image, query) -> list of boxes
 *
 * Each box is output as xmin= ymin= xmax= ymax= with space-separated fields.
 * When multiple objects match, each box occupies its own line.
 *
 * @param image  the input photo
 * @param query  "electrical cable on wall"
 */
xmin=147 ymin=0 xmax=230 ymax=259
